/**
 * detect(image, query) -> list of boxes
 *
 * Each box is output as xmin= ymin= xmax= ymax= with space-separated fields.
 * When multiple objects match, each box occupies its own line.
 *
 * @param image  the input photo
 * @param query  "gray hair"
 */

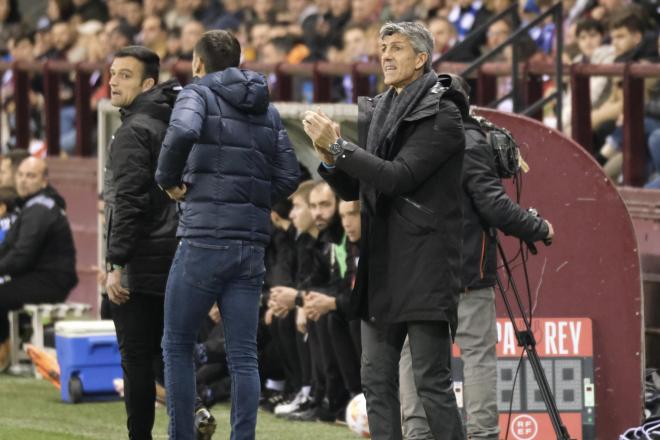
xmin=379 ymin=21 xmax=434 ymax=73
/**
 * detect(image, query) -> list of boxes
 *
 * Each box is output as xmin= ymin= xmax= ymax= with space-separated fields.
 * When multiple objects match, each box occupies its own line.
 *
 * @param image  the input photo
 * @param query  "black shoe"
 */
xmin=286 ymin=406 xmax=319 ymax=422
xmin=317 ymin=404 xmax=337 ymax=423
xmin=195 ymin=407 xmax=217 ymax=440
xmin=259 ymin=391 xmax=286 ymax=413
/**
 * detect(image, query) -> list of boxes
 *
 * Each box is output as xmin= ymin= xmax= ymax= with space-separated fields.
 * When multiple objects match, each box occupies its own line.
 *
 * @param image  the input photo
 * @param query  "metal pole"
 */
xmin=512 ymin=43 xmax=519 ymax=113
xmin=555 ymin=2 xmax=564 ymax=132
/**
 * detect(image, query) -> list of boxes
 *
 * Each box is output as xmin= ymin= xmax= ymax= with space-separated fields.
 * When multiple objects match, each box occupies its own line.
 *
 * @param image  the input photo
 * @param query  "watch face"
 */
xmin=330 ymin=140 xmax=343 ymax=155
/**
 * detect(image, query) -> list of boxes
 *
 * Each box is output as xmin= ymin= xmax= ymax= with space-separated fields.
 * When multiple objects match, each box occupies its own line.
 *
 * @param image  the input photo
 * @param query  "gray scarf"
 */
xmin=366 ymin=71 xmax=439 ymax=160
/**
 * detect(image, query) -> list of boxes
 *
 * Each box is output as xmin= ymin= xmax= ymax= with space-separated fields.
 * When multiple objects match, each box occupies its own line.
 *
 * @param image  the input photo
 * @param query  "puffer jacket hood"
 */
xmin=120 ymin=79 xmax=181 ymax=123
xmin=199 ymin=67 xmax=270 ymax=114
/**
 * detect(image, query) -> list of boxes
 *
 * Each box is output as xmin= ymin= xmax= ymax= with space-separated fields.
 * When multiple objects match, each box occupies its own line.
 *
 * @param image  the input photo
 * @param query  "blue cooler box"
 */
xmin=55 ymin=320 xmax=122 ymax=403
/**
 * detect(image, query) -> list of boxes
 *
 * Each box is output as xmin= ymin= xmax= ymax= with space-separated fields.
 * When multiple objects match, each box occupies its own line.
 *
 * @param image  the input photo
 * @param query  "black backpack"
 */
xmin=472 ymin=115 xmax=524 ymax=179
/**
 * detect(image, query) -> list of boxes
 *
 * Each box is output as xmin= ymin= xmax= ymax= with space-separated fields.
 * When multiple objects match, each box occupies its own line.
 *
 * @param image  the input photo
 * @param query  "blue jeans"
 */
xmin=60 ymin=105 xmax=76 ymax=154
xmin=645 ymin=126 xmax=660 ymax=189
xmin=162 ymin=238 xmax=266 ymax=440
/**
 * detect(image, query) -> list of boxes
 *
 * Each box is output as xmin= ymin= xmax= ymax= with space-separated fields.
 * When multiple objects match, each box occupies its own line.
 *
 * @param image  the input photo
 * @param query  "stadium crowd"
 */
xmin=0 ymin=0 xmax=658 ymax=179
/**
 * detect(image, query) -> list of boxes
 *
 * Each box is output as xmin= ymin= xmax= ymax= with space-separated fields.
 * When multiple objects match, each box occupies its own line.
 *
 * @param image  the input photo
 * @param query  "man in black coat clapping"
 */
xmin=303 ymin=21 xmax=468 ymax=440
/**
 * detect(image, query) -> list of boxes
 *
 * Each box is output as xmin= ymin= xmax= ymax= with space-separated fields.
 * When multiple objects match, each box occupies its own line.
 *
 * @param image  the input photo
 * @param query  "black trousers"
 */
xmin=307 ymin=320 xmax=326 ymax=404
xmin=360 ymin=320 xmax=465 ymax=440
xmin=0 ymin=271 xmax=69 ymax=342
xmin=327 ymin=312 xmax=362 ymax=395
xmin=314 ymin=314 xmax=350 ymax=411
xmin=271 ymin=312 xmax=303 ymax=392
xmin=110 ymin=294 xmax=164 ymax=440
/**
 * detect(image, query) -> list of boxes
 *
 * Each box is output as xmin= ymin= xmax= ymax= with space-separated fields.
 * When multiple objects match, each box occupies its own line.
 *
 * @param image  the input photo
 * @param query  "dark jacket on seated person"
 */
xmin=0 ymin=185 xmax=78 ymax=292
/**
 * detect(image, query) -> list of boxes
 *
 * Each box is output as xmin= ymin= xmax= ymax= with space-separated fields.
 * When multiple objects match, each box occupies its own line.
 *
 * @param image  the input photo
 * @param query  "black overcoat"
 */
xmin=320 ymin=76 xmax=468 ymax=332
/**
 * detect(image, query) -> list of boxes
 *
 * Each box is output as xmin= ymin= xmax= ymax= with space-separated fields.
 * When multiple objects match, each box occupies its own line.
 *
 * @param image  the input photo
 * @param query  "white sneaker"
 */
xmin=274 ymin=389 xmax=309 ymax=416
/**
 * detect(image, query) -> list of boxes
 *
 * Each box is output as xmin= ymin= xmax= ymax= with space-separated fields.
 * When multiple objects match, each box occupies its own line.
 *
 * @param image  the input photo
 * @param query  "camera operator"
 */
xmin=400 ymin=77 xmax=554 ymax=440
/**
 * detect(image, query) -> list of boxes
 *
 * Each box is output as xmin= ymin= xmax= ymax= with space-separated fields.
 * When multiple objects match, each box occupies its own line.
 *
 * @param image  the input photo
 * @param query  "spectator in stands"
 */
xmin=589 ymin=0 xmax=626 ymax=23
xmin=562 ymin=18 xmax=615 ymax=135
xmin=0 ymin=157 xmax=78 ymax=373
xmin=388 ymin=0 xmax=420 ymax=22
xmin=110 ymin=20 xmax=138 ymax=52
xmin=521 ymin=0 xmax=557 ymax=54
xmin=145 ymin=0 xmax=173 ymax=17
xmin=166 ymin=0 xmax=196 ymax=30
xmin=106 ymin=0 xmax=125 ymax=20
xmin=428 ymin=15 xmax=457 ymax=61
xmin=49 ymin=20 xmax=77 ymax=61
xmin=252 ymin=0 xmax=278 ymax=25
xmin=0 ymin=149 xmax=30 ymax=188
xmin=73 ymin=0 xmax=109 ymax=22
xmin=418 ymin=0 xmax=451 ymax=20
xmin=0 ymin=0 xmax=21 ymax=59
xmin=258 ymin=31 xmax=309 ymax=99
xmin=343 ymin=24 xmax=370 ymax=61
xmin=0 ymin=186 xmax=17 ymax=244
xmin=326 ymin=0 xmax=352 ymax=50
xmin=261 ymin=35 xmax=293 ymax=64
xmin=210 ymin=0 xmax=243 ymax=30
xmin=47 ymin=0 xmax=76 ymax=23
xmin=122 ymin=0 xmax=146 ymax=32
xmin=34 ymin=18 xmax=54 ymax=59
xmin=574 ymin=17 xmax=609 ymax=62
xmin=488 ymin=0 xmax=520 ymax=27
xmin=195 ymin=0 xmax=227 ymax=30
xmin=76 ymin=20 xmax=107 ymax=62
xmin=104 ymin=46 xmax=180 ymax=439
xmin=2 ymin=34 xmax=44 ymax=151
xmin=597 ymin=7 xmax=653 ymax=169
xmin=166 ymin=27 xmax=182 ymax=61
xmin=447 ymin=0 xmax=493 ymax=61
xmin=156 ymin=30 xmax=299 ymax=440
xmin=141 ymin=16 xmax=169 ymax=60
xmin=351 ymin=0 xmax=384 ymax=26
xmin=246 ymin=22 xmax=271 ymax=61
xmin=179 ymin=20 xmax=205 ymax=61
xmin=283 ymin=0 xmax=319 ymax=62
xmin=41 ymin=20 xmax=78 ymax=155
xmin=483 ymin=19 xmax=516 ymax=105
xmin=644 ymin=81 xmax=660 ymax=188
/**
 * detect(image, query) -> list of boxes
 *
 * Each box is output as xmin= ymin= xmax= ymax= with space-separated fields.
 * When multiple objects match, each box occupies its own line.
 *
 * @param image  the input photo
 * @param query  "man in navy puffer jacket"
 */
xmin=155 ymin=30 xmax=300 ymax=440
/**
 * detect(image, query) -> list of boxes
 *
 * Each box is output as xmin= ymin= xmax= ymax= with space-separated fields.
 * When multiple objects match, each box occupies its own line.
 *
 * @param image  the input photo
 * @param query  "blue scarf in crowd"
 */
xmin=448 ymin=0 xmax=484 ymax=41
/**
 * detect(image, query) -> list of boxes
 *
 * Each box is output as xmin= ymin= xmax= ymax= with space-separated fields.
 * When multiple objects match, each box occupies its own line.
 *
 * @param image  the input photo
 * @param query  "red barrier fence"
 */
xmin=1 ymin=59 xmax=658 ymax=187
xmin=0 ymin=60 xmax=106 ymax=157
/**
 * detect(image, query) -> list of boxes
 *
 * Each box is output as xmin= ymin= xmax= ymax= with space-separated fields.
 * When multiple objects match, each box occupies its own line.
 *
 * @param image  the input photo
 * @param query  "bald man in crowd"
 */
xmin=0 ymin=157 xmax=78 ymax=370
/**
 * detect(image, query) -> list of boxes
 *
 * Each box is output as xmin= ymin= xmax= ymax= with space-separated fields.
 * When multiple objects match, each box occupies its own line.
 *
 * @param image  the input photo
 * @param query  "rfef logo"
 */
xmin=511 ymin=415 xmax=539 ymax=440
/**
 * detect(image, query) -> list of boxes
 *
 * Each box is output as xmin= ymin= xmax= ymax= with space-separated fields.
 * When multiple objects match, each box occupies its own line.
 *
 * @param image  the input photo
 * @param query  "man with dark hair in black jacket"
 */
xmin=103 ymin=45 xmax=180 ymax=440
xmin=399 ymin=82 xmax=554 ymax=440
xmin=0 ymin=157 xmax=78 ymax=371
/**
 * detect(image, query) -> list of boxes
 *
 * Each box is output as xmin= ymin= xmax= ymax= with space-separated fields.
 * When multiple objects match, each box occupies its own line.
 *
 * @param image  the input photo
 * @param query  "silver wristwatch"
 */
xmin=328 ymin=138 xmax=346 ymax=157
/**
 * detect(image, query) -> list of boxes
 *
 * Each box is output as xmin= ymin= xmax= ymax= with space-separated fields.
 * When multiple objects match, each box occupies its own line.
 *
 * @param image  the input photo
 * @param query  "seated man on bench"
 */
xmin=0 ymin=157 xmax=78 ymax=370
